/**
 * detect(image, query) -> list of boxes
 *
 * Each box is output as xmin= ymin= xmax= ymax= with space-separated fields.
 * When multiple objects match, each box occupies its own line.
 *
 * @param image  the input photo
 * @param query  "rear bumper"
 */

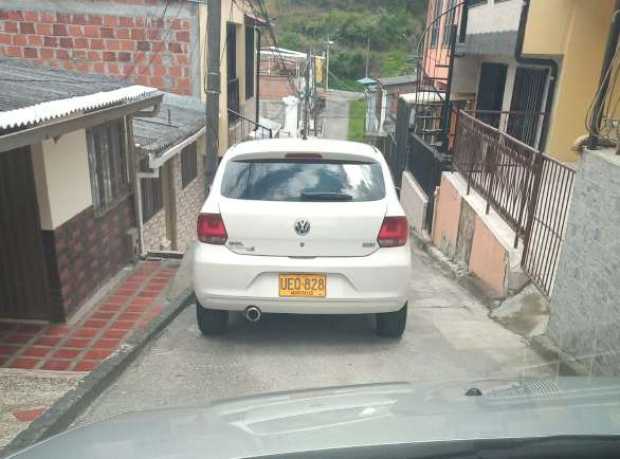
xmin=192 ymin=243 xmax=411 ymax=314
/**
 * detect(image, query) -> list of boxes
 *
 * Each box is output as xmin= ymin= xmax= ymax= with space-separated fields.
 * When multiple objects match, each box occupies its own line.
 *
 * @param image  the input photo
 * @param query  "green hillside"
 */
xmin=265 ymin=0 xmax=427 ymax=90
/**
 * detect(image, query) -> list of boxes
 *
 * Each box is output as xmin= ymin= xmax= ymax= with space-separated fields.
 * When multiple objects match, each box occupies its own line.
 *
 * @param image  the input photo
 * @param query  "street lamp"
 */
xmin=325 ymin=38 xmax=334 ymax=92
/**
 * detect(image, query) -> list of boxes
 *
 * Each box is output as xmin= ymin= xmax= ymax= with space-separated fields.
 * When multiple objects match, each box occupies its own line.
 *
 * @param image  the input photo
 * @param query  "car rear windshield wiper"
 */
xmin=300 ymin=191 xmax=353 ymax=201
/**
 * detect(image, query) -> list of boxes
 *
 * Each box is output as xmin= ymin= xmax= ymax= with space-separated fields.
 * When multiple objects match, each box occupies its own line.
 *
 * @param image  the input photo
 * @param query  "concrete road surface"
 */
xmin=321 ymin=90 xmax=362 ymax=140
xmin=75 ymin=244 xmax=557 ymax=427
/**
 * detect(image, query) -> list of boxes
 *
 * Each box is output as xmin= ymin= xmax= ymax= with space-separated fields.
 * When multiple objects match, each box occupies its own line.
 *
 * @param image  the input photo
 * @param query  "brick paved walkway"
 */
xmin=0 ymin=260 xmax=177 ymax=372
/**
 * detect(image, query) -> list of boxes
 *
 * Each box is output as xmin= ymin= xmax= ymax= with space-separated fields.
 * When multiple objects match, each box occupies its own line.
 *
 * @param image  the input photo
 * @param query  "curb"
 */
xmin=409 ymin=230 xmax=497 ymax=310
xmin=2 ymin=289 xmax=194 ymax=458
xmin=530 ymin=334 xmax=586 ymax=377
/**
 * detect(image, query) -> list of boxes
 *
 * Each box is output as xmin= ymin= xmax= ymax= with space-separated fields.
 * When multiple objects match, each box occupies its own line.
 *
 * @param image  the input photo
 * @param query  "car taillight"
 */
xmin=377 ymin=216 xmax=408 ymax=247
xmin=197 ymin=213 xmax=227 ymax=244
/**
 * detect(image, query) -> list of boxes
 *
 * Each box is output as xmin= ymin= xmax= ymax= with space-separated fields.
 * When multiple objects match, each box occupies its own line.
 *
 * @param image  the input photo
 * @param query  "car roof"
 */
xmin=226 ymin=138 xmax=380 ymax=160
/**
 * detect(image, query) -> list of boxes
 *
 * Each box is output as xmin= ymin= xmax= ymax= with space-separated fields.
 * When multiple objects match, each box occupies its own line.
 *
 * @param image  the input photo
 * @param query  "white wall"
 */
xmin=33 ymin=130 xmax=93 ymax=230
xmin=452 ymin=56 xmax=481 ymax=94
xmin=467 ymin=0 xmax=522 ymax=35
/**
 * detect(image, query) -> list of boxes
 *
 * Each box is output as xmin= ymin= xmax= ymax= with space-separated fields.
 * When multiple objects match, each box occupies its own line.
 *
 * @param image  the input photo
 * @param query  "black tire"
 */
xmin=376 ymin=303 xmax=407 ymax=338
xmin=196 ymin=302 xmax=228 ymax=335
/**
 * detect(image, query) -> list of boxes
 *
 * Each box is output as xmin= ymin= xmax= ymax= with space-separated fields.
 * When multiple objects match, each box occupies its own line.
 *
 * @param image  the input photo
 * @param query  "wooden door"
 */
xmin=0 ymin=146 xmax=51 ymax=320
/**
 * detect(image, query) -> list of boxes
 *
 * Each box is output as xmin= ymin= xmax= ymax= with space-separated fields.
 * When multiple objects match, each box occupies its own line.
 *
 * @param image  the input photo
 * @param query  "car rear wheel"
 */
xmin=196 ymin=302 xmax=228 ymax=335
xmin=376 ymin=303 xmax=407 ymax=338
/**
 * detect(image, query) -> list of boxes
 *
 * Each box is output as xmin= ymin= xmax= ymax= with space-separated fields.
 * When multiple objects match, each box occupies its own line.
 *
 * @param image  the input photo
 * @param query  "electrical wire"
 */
xmin=584 ymin=44 xmax=620 ymax=144
xmin=240 ymin=0 xmax=302 ymax=98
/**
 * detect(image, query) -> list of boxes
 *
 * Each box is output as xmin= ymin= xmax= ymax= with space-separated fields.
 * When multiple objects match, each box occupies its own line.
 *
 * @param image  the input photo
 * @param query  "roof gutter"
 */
xmin=0 ymin=93 xmax=163 ymax=154
xmin=146 ymin=125 xmax=206 ymax=169
xmin=514 ymin=0 xmax=558 ymax=152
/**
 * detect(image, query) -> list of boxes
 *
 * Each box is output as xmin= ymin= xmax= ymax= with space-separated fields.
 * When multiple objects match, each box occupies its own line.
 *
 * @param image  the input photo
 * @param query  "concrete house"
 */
xmin=393 ymin=0 xmax=619 ymax=301
xmin=133 ymin=93 xmax=206 ymax=254
xmin=0 ymin=58 xmax=162 ymax=322
xmin=443 ymin=0 xmax=615 ymax=160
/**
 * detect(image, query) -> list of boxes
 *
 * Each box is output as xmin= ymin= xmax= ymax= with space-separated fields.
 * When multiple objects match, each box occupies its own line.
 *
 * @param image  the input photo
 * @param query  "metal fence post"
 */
xmin=514 ymin=149 xmax=534 ymax=248
xmin=522 ymin=152 xmax=544 ymax=265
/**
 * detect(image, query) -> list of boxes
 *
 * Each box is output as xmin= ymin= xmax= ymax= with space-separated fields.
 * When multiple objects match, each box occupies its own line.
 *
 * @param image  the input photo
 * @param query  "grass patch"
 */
xmin=347 ymin=98 xmax=367 ymax=142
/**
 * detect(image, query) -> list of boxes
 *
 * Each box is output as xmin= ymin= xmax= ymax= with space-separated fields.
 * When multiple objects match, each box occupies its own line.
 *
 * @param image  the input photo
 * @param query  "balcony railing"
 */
xmin=463 ymin=109 xmax=547 ymax=149
xmin=452 ymin=110 xmax=575 ymax=297
xmin=227 ymin=108 xmax=274 ymax=146
xmin=453 ymin=110 xmax=541 ymax=244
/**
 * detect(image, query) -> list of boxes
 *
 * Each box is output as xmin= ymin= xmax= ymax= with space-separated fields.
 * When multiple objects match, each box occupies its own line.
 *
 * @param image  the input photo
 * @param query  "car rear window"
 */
xmin=221 ymin=159 xmax=386 ymax=202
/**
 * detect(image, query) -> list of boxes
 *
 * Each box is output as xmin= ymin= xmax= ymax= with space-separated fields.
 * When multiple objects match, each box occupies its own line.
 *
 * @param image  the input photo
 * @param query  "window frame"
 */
xmin=140 ymin=175 xmax=163 ymax=223
xmin=181 ymin=142 xmax=198 ymax=189
xmin=430 ymin=0 xmax=443 ymax=48
xmin=442 ymin=0 xmax=458 ymax=46
xmin=86 ymin=119 xmax=130 ymax=215
xmin=245 ymin=26 xmax=255 ymax=100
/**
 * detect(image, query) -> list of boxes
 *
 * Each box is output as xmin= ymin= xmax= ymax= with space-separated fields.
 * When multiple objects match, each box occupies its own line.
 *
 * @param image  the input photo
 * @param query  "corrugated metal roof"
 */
xmin=376 ymin=74 xmax=418 ymax=87
xmin=0 ymin=58 xmax=158 ymax=130
xmin=133 ymin=93 xmax=206 ymax=155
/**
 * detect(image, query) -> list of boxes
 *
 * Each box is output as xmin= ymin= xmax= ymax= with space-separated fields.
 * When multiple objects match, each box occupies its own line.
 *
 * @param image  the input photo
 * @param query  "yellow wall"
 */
xmin=31 ymin=129 xmax=93 ymax=230
xmin=199 ymin=0 xmax=254 ymax=155
xmin=548 ymin=0 xmax=613 ymax=161
xmin=522 ymin=0 xmax=573 ymax=56
xmin=524 ymin=0 xmax=615 ymax=162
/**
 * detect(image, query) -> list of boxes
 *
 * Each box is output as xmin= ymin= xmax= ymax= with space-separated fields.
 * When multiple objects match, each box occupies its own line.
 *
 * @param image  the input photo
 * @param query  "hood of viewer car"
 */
xmin=9 ymin=378 xmax=620 ymax=459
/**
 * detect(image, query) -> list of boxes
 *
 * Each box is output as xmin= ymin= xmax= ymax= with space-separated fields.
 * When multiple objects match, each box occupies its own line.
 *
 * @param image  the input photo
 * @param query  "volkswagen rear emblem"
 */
xmin=294 ymin=218 xmax=310 ymax=236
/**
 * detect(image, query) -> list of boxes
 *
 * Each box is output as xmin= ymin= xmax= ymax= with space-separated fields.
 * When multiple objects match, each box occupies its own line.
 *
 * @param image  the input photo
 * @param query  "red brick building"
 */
xmin=0 ymin=0 xmax=197 ymax=96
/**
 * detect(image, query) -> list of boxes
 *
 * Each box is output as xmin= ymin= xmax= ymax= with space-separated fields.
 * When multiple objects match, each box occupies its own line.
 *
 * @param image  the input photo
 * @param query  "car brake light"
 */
xmin=285 ymin=153 xmax=323 ymax=159
xmin=197 ymin=213 xmax=227 ymax=244
xmin=377 ymin=216 xmax=408 ymax=247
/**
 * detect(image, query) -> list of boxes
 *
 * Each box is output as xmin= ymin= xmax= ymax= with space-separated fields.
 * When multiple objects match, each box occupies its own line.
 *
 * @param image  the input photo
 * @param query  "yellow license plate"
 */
xmin=279 ymin=273 xmax=326 ymax=297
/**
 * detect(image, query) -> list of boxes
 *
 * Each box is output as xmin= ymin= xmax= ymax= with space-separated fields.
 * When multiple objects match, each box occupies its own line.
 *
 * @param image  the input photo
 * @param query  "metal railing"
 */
xmin=452 ymin=110 xmax=575 ymax=297
xmin=464 ymin=109 xmax=547 ymax=149
xmin=453 ymin=110 xmax=540 ymax=246
xmin=227 ymin=108 xmax=273 ymax=146
xmin=522 ymin=155 xmax=575 ymax=297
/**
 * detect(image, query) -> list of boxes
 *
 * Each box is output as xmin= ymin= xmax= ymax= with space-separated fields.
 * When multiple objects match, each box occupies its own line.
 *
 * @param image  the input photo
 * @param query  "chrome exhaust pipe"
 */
xmin=244 ymin=306 xmax=262 ymax=323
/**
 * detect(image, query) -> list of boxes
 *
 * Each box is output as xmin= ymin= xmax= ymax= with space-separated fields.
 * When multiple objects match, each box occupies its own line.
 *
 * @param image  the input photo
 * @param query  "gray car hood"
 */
xmin=10 ymin=377 xmax=620 ymax=459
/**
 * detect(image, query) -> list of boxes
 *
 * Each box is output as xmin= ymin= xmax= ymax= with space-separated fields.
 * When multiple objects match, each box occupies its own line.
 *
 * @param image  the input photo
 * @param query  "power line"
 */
xmin=241 ymin=0 xmax=302 ymax=98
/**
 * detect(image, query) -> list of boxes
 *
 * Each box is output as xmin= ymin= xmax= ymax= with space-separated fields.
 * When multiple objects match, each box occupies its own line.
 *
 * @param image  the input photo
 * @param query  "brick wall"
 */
xmin=260 ymin=75 xmax=296 ymax=100
xmin=42 ymin=197 xmax=136 ymax=321
xmin=0 ymin=2 xmax=193 ymax=94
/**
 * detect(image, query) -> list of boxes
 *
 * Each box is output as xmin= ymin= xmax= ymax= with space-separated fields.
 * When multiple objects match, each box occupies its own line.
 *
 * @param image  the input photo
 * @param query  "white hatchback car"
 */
xmin=193 ymin=138 xmax=411 ymax=337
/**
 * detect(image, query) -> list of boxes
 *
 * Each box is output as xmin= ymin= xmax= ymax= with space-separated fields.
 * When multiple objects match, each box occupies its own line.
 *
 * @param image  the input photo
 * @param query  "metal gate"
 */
xmin=0 ymin=146 xmax=51 ymax=320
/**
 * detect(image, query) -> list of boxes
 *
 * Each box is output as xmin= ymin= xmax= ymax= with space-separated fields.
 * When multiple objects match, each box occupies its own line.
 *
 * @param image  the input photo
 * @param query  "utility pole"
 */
xmin=365 ymin=36 xmax=370 ymax=78
xmin=206 ymin=0 xmax=221 ymax=187
xmin=325 ymin=37 xmax=333 ymax=92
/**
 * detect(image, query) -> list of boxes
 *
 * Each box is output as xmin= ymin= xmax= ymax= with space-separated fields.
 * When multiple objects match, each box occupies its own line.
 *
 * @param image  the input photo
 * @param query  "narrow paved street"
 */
xmin=75 ymin=244 xmax=555 ymax=427
xmin=321 ymin=90 xmax=362 ymax=140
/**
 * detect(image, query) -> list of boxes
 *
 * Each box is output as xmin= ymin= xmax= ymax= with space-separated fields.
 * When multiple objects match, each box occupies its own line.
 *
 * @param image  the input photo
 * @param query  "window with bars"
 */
xmin=86 ymin=120 xmax=130 ymax=214
xmin=430 ymin=0 xmax=443 ymax=48
xmin=245 ymin=26 xmax=255 ymax=100
xmin=141 ymin=176 xmax=163 ymax=222
xmin=442 ymin=0 xmax=458 ymax=46
xmin=181 ymin=143 xmax=198 ymax=188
